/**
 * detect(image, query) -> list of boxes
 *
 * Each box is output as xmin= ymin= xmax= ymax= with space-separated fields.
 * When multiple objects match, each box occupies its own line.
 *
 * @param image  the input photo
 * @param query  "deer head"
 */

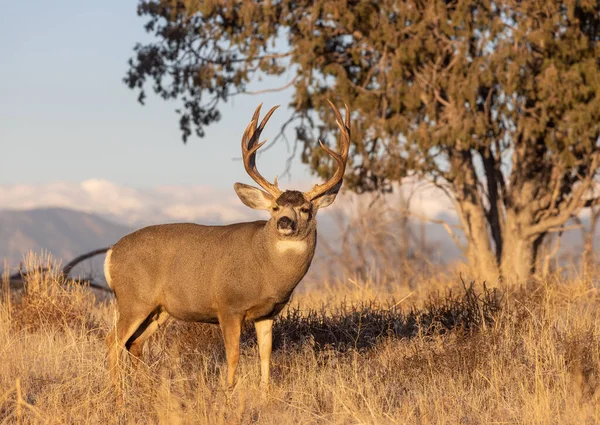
xmin=234 ymin=100 xmax=351 ymax=241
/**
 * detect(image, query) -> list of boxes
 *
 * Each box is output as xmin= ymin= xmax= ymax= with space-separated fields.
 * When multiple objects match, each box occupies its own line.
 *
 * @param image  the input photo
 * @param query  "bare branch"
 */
xmin=582 ymin=197 xmax=600 ymax=208
xmin=540 ymin=231 xmax=563 ymax=278
xmin=399 ymin=208 xmax=466 ymax=253
xmin=525 ymin=154 xmax=600 ymax=237
xmin=76 ymin=278 xmax=113 ymax=293
xmin=6 ymin=248 xmax=113 ymax=293
xmin=545 ymin=223 xmax=583 ymax=233
xmin=61 ymin=247 xmax=110 ymax=277
xmin=185 ymin=39 xmax=291 ymax=65
xmin=234 ymin=74 xmax=299 ymax=96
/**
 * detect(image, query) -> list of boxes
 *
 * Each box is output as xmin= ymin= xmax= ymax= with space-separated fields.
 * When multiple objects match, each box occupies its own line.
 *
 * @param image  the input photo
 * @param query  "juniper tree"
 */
xmin=125 ymin=0 xmax=600 ymax=282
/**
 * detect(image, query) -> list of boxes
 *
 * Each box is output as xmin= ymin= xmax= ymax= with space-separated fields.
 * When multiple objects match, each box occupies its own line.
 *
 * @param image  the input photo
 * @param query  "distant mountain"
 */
xmin=0 ymin=205 xmax=471 ymax=277
xmin=0 ymin=207 xmax=131 ymax=269
xmin=0 ymin=205 xmax=592 ymax=285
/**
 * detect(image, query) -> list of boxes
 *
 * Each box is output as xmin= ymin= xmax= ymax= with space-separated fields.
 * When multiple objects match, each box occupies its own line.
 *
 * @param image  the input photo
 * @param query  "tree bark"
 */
xmin=450 ymin=149 xmax=500 ymax=283
xmin=499 ymin=230 xmax=541 ymax=283
xmin=579 ymin=207 xmax=600 ymax=280
xmin=458 ymin=202 xmax=500 ymax=283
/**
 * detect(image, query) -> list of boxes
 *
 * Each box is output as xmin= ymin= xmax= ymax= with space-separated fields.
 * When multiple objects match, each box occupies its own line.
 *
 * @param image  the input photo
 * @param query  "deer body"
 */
xmin=106 ymin=101 xmax=350 ymax=391
xmin=106 ymin=221 xmax=316 ymax=324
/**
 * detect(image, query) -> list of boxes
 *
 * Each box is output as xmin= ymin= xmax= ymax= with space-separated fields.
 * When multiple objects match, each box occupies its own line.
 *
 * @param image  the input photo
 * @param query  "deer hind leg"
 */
xmin=219 ymin=315 xmax=243 ymax=390
xmin=106 ymin=305 xmax=156 ymax=390
xmin=127 ymin=308 xmax=170 ymax=360
xmin=254 ymin=318 xmax=273 ymax=390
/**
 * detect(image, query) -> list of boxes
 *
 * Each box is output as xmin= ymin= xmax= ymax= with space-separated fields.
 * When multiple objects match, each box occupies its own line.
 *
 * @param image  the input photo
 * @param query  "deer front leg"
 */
xmin=220 ymin=316 xmax=242 ymax=390
xmin=254 ymin=318 xmax=273 ymax=390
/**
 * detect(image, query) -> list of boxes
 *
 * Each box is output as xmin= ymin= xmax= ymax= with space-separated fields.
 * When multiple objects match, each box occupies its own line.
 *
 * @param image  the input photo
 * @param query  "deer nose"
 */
xmin=277 ymin=216 xmax=296 ymax=230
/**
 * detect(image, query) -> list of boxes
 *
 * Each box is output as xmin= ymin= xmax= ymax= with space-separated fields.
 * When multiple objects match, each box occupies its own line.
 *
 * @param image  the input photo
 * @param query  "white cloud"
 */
xmin=0 ymin=179 xmax=259 ymax=226
xmin=0 ymin=178 xmax=456 ymax=227
xmin=325 ymin=179 xmax=455 ymax=221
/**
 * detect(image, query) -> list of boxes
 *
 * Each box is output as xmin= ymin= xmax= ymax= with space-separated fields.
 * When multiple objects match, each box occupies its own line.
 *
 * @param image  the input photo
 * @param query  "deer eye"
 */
xmin=272 ymin=205 xmax=280 ymax=212
xmin=300 ymin=207 xmax=310 ymax=214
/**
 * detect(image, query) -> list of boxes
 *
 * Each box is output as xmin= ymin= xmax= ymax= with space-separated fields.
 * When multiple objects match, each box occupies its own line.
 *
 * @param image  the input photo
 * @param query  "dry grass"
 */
xmin=1 ymin=253 xmax=600 ymax=424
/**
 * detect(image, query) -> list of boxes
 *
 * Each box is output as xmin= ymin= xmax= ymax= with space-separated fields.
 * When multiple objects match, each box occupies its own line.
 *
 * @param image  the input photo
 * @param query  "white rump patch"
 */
xmin=104 ymin=249 xmax=113 ymax=289
xmin=275 ymin=240 xmax=308 ymax=254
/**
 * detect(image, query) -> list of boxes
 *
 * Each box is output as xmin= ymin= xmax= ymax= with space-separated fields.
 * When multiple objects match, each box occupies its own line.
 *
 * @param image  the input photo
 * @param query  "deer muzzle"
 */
xmin=277 ymin=216 xmax=296 ymax=235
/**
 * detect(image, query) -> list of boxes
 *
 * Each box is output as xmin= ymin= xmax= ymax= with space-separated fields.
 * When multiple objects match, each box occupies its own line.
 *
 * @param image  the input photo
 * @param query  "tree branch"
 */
xmin=7 ymin=248 xmax=113 ymax=293
xmin=399 ymin=209 xmax=466 ymax=253
xmin=525 ymin=154 xmax=600 ymax=237
xmin=546 ymin=223 xmax=583 ymax=233
xmin=583 ymin=197 xmax=600 ymax=208
xmin=233 ymin=74 xmax=298 ymax=96
xmin=61 ymin=247 xmax=110 ymax=277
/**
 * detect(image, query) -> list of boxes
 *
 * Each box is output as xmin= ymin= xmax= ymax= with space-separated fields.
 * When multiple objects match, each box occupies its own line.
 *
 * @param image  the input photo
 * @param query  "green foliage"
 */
xmin=127 ymin=0 xmax=600 ymax=190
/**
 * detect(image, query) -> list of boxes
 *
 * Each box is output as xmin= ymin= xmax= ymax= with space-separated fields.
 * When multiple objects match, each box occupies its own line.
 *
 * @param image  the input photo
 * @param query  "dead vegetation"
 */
xmin=1 ymin=253 xmax=599 ymax=424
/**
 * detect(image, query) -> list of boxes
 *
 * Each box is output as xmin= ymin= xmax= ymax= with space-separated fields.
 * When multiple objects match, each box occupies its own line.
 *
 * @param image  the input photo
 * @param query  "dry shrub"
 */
xmin=8 ymin=252 xmax=103 ymax=333
xmin=1 ymin=253 xmax=600 ymax=424
xmin=314 ymin=193 xmax=447 ymax=290
xmin=257 ymin=280 xmax=502 ymax=353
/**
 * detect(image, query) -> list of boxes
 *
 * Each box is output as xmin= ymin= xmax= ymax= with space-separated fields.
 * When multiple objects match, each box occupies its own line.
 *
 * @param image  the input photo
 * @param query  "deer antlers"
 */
xmin=242 ymin=100 xmax=351 ymax=200
xmin=304 ymin=100 xmax=351 ymax=201
xmin=241 ymin=104 xmax=282 ymax=198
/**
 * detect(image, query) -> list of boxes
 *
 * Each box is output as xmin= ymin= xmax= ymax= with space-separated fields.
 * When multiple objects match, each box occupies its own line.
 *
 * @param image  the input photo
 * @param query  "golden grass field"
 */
xmin=1 ymin=253 xmax=599 ymax=424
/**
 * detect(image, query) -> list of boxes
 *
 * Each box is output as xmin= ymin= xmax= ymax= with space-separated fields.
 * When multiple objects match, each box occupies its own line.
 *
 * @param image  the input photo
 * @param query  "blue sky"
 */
xmin=0 ymin=1 xmax=457 ymax=261
xmin=0 ymin=0 xmax=454 ymax=231
xmin=0 ymin=0 xmax=309 ymax=191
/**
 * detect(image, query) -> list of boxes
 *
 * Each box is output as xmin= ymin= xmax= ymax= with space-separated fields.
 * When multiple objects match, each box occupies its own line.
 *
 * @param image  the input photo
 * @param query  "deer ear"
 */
xmin=234 ymin=183 xmax=274 ymax=210
xmin=313 ymin=191 xmax=338 ymax=210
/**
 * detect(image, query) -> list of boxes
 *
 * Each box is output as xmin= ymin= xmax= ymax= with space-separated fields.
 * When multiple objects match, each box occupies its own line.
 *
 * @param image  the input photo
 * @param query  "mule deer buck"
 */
xmin=105 ymin=100 xmax=350 ymax=390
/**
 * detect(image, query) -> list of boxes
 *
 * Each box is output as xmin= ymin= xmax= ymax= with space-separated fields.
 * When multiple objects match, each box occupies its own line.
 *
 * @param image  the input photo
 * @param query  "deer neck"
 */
xmin=256 ymin=222 xmax=317 ymax=273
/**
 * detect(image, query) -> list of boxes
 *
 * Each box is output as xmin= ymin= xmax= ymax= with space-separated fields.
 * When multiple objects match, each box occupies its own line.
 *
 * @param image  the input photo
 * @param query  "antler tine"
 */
xmin=241 ymin=104 xmax=282 ymax=197
xmin=328 ymin=99 xmax=351 ymax=161
xmin=305 ymin=100 xmax=351 ymax=201
xmin=242 ymin=104 xmax=262 ymax=149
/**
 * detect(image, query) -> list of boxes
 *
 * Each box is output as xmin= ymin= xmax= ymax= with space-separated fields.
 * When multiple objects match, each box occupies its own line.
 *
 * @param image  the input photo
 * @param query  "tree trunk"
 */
xmin=581 ymin=208 xmax=599 ymax=280
xmin=457 ymin=201 xmax=500 ymax=283
xmin=456 ymin=195 xmax=546 ymax=283
xmin=451 ymin=150 xmax=500 ymax=283
xmin=499 ymin=229 xmax=543 ymax=283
